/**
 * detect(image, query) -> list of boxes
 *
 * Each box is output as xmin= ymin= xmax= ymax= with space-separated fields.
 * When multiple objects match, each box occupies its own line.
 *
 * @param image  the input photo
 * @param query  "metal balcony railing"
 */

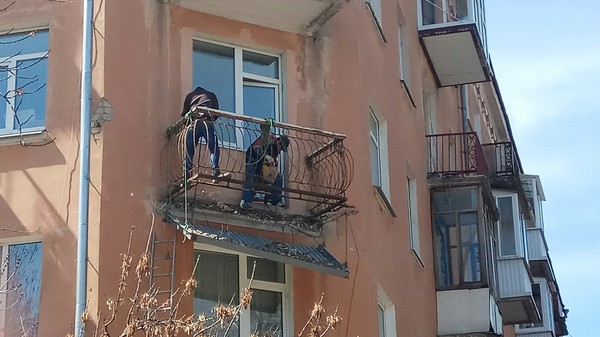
xmin=482 ymin=142 xmax=521 ymax=178
xmin=161 ymin=107 xmax=353 ymax=216
xmin=426 ymin=132 xmax=489 ymax=177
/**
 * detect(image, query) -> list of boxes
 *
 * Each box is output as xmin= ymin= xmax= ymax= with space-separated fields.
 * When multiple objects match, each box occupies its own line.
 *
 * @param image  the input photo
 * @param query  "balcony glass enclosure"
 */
xmin=432 ymin=186 xmax=497 ymax=293
xmin=418 ymin=0 xmax=490 ymax=86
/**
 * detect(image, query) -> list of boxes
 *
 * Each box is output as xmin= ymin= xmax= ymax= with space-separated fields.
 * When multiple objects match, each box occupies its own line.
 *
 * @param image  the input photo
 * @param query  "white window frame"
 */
xmin=193 ymin=39 xmax=283 ymax=150
xmin=366 ymin=0 xmax=383 ymax=26
xmin=194 ymin=243 xmax=293 ymax=337
xmin=369 ymin=107 xmax=392 ymax=215
xmin=407 ymin=175 xmax=421 ymax=260
xmin=377 ymin=285 xmax=397 ymax=337
xmin=0 ymin=236 xmax=43 ymax=336
xmin=0 ymin=51 xmax=47 ymax=137
xmin=369 ymin=109 xmax=381 ymax=188
xmin=494 ymin=192 xmax=526 ymax=258
xmin=397 ymin=25 xmax=409 ymax=85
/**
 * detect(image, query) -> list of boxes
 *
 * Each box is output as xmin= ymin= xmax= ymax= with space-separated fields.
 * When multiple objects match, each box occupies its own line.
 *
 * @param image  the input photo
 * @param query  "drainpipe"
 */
xmin=75 ymin=0 xmax=93 ymax=335
xmin=460 ymin=85 xmax=469 ymax=133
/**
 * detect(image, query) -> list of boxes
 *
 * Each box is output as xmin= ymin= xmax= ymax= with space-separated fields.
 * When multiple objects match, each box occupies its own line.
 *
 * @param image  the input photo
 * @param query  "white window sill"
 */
xmin=0 ymin=129 xmax=49 ymax=146
xmin=373 ymin=185 xmax=396 ymax=218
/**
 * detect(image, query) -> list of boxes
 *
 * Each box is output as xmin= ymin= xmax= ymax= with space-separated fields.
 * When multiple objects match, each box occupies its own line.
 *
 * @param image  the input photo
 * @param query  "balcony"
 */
xmin=169 ymin=0 xmax=347 ymax=35
xmin=494 ymin=193 xmax=539 ymax=325
xmin=160 ymin=107 xmax=353 ymax=226
xmin=427 ymin=132 xmax=489 ymax=178
xmin=418 ymin=0 xmax=491 ymax=86
xmin=526 ymin=227 xmax=552 ymax=280
xmin=431 ymin=186 xmax=502 ymax=336
xmin=497 ymin=257 xmax=539 ymax=325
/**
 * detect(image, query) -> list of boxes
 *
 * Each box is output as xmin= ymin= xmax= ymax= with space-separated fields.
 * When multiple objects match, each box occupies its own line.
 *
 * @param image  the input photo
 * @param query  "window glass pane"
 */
xmin=498 ymin=196 xmax=516 ymax=256
xmin=14 ymin=58 xmax=47 ymax=129
xmin=377 ymin=303 xmax=385 ymax=337
xmin=193 ymin=41 xmax=236 ymax=144
xmin=459 ymin=212 xmax=480 ymax=283
xmin=247 ymin=257 xmax=285 ymax=283
xmin=194 ymin=250 xmax=240 ymax=337
xmin=370 ymin=137 xmax=380 ymax=186
xmin=0 ymin=65 xmax=7 ymax=129
xmin=243 ymin=51 xmax=279 ymax=79
xmin=6 ymin=242 xmax=42 ymax=337
xmin=433 ymin=214 xmax=457 ymax=287
xmin=242 ymin=84 xmax=276 ymax=149
xmin=250 ymin=289 xmax=282 ymax=337
xmin=0 ymin=30 xmax=49 ymax=58
xmin=432 ymin=187 xmax=478 ymax=212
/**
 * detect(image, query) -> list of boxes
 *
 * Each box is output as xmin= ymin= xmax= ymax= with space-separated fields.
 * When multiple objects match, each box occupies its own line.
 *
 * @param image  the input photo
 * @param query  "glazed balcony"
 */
xmin=526 ymin=227 xmax=553 ymax=280
xmin=418 ymin=0 xmax=491 ymax=86
xmin=160 ymin=107 xmax=353 ymax=222
xmin=169 ymin=0 xmax=347 ymax=35
xmin=497 ymin=257 xmax=539 ymax=325
xmin=494 ymin=193 xmax=539 ymax=325
xmin=431 ymin=186 xmax=502 ymax=336
xmin=427 ymin=132 xmax=489 ymax=178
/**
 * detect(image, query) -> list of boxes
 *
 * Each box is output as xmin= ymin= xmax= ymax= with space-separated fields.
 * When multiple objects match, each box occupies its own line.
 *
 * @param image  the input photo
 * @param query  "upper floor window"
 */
xmin=398 ymin=25 xmax=410 ymax=86
xmin=407 ymin=176 xmax=420 ymax=258
xmin=194 ymin=246 xmax=291 ymax=337
xmin=369 ymin=109 xmax=382 ymax=188
xmin=0 ymin=240 xmax=42 ymax=337
xmin=0 ymin=30 xmax=48 ymax=137
xmin=192 ymin=40 xmax=281 ymax=148
xmin=366 ymin=0 xmax=383 ymax=27
xmin=377 ymin=286 xmax=397 ymax=337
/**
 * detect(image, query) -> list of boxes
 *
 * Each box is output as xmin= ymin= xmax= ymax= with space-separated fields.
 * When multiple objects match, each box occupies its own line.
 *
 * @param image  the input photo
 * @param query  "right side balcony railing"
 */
xmin=482 ymin=141 xmax=520 ymax=178
xmin=427 ymin=132 xmax=489 ymax=177
xmin=161 ymin=108 xmax=354 ymax=217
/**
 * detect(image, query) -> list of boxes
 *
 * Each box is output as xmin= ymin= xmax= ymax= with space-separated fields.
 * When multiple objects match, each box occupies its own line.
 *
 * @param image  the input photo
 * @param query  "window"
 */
xmin=377 ymin=286 xmax=396 ymax=337
xmin=397 ymin=25 xmax=409 ymax=85
xmin=407 ymin=176 xmax=420 ymax=257
xmin=0 ymin=30 xmax=48 ymax=137
xmin=194 ymin=246 xmax=290 ymax=337
xmin=432 ymin=187 xmax=498 ymax=290
xmin=366 ymin=0 xmax=383 ymax=27
xmin=496 ymin=193 xmax=527 ymax=258
xmin=369 ymin=110 xmax=381 ymax=188
xmin=192 ymin=40 xmax=281 ymax=148
xmin=0 ymin=241 xmax=42 ymax=337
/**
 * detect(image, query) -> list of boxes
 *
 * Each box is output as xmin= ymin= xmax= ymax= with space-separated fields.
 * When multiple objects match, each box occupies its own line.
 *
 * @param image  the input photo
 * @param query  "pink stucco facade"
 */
xmin=0 ymin=0 xmax=568 ymax=336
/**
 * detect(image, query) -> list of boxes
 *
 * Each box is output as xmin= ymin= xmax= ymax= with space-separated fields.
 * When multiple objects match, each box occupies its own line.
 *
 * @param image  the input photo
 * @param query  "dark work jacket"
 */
xmin=247 ymin=134 xmax=283 ymax=161
xmin=181 ymin=87 xmax=219 ymax=119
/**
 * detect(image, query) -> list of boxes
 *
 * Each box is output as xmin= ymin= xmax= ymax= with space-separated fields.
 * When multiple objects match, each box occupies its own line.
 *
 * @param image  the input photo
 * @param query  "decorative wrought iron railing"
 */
xmin=426 ymin=132 xmax=489 ymax=177
xmin=160 ymin=107 xmax=354 ymax=216
xmin=482 ymin=142 xmax=521 ymax=178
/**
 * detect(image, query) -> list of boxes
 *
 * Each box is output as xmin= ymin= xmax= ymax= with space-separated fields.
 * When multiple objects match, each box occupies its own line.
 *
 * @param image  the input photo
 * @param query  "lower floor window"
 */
xmin=0 ymin=241 xmax=42 ymax=337
xmin=193 ymin=246 xmax=290 ymax=337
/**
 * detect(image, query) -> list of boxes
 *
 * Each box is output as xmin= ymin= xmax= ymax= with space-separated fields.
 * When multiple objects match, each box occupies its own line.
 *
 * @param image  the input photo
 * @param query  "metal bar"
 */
xmin=306 ymin=138 xmax=342 ymax=167
xmin=188 ymin=106 xmax=347 ymax=140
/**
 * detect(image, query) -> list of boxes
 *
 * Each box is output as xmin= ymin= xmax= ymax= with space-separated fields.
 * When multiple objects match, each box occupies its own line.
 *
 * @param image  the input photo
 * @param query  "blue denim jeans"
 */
xmin=185 ymin=120 xmax=220 ymax=175
xmin=242 ymin=151 xmax=283 ymax=205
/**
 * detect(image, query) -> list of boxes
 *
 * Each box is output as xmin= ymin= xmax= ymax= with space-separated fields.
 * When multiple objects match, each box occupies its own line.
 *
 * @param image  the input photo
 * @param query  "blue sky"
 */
xmin=486 ymin=2 xmax=600 ymax=336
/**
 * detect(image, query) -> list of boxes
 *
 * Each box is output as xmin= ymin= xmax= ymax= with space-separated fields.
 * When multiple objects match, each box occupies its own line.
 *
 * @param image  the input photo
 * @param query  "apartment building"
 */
xmin=0 ymin=0 xmax=568 ymax=336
